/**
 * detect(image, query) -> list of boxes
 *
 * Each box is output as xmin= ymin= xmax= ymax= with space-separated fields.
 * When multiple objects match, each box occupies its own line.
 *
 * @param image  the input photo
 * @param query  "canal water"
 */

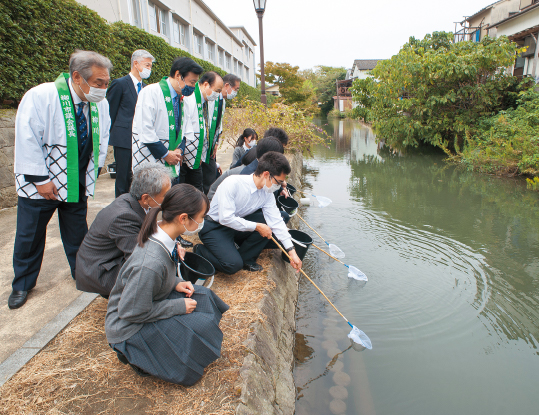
xmin=293 ymin=119 xmax=539 ymax=415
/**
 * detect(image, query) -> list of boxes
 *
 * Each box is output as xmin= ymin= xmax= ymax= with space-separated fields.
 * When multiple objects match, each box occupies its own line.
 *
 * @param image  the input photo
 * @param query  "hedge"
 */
xmin=0 ymin=0 xmax=262 ymax=104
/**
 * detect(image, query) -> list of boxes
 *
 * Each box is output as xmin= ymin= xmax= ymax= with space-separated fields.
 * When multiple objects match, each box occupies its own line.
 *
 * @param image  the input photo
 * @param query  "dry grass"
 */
xmin=0 ymin=250 xmax=276 ymax=415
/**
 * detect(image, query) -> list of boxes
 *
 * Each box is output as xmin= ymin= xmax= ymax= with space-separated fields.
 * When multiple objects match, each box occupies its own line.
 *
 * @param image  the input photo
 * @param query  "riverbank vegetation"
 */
xmin=350 ymin=32 xmax=538 ymax=178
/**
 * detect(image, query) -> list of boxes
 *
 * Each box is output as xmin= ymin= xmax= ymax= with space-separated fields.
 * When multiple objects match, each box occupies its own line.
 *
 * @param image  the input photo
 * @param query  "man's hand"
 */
xmin=280 ymin=180 xmax=288 ymax=198
xmin=255 ymin=223 xmax=273 ymax=239
xmin=175 ymin=281 xmax=194 ymax=297
xmin=184 ymin=298 xmax=197 ymax=313
xmin=36 ymin=181 xmax=58 ymax=200
xmin=217 ymin=165 xmax=223 ymax=175
xmin=288 ymin=249 xmax=302 ymax=271
xmin=164 ymin=149 xmax=182 ymax=165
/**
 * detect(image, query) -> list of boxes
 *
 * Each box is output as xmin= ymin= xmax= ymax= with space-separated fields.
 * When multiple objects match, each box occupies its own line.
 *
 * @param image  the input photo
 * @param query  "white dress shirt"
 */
xmin=208 ymin=174 xmax=293 ymax=249
xmin=152 ymin=223 xmax=176 ymax=255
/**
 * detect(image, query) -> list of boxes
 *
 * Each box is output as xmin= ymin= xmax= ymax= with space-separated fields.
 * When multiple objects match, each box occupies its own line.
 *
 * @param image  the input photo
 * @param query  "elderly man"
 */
xmin=107 ymin=49 xmax=154 ymax=197
xmin=10 ymin=50 xmax=112 ymax=309
xmin=200 ymin=73 xmax=241 ymax=195
xmin=195 ymin=151 xmax=302 ymax=274
xmin=181 ymin=71 xmax=223 ymax=192
xmin=75 ymin=164 xmax=171 ymax=297
xmin=132 ymin=56 xmax=202 ymax=248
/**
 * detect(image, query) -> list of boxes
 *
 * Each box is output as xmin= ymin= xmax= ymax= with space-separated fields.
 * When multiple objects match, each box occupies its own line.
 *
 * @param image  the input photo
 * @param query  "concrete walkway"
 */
xmin=0 ymin=143 xmax=235 ymax=386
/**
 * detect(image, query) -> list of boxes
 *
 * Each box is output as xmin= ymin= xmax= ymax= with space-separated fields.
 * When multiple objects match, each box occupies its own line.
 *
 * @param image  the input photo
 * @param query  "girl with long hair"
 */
xmin=105 ymin=184 xmax=229 ymax=385
xmin=229 ymin=128 xmax=257 ymax=168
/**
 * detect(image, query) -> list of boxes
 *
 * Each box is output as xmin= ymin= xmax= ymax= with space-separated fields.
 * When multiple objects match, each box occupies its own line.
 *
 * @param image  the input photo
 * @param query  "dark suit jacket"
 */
xmin=107 ymin=74 xmax=145 ymax=149
xmin=75 ymin=193 xmax=146 ymax=295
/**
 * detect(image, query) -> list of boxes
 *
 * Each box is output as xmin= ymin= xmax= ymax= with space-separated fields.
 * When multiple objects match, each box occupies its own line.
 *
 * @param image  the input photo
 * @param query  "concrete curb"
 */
xmin=0 ymin=292 xmax=98 ymax=387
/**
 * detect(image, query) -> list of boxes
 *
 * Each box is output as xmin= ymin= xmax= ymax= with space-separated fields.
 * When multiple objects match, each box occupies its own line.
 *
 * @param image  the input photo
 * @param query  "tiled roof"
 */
xmin=352 ymin=60 xmax=382 ymax=70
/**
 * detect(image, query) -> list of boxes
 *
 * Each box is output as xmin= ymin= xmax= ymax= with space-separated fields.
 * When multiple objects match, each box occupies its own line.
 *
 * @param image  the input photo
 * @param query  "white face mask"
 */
xmin=206 ymin=90 xmax=220 ymax=101
xmin=264 ymin=176 xmax=281 ymax=193
xmin=139 ymin=67 xmax=152 ymax=79
xmin=183 ymin=217 xmax=204 ymax=236
xmin=80 ymin=76 xmax=107 ymax=103
xmin=249 ymin=140 xmax=257 ymax=148
xmin=227 ymin=88 xmax=238 ymax=99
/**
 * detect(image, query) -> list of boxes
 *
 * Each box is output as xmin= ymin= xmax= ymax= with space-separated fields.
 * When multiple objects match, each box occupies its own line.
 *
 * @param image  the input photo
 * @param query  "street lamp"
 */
xmin=253 ymin=0 xmax=267 ymax=106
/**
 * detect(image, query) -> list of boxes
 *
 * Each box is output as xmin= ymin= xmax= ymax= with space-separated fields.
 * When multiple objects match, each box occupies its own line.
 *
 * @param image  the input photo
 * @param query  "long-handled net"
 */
xmin=272 ymin=236 xmax=372 ymax=349
xmin=311 ymin=243 xmax=368 ymax=282
xmin=296 ymin=190 xmax=333 ymax=208
xmin=297 ymin=214 xmax=345 ymax=258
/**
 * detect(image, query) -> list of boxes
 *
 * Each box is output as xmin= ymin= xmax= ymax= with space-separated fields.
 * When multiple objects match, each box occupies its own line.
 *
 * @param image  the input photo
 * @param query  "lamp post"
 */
xmin=253 ymin=0 xmax=267 ymax=106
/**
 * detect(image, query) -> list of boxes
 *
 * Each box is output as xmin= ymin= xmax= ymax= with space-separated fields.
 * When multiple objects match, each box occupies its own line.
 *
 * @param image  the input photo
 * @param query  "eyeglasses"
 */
xmin=270 ymin=175 xmax=285 ymax=186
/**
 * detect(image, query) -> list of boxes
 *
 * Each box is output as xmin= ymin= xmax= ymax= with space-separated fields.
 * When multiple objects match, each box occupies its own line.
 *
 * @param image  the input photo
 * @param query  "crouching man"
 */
xmin=194 ymin=151 xmax=302 ymax=274
xmin=75 ymin=164 xmax=171 ymax=297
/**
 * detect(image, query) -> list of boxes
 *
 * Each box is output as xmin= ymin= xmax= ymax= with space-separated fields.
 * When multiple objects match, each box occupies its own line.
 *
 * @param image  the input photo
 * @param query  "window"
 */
xmin=206 ymin=40 xmax=215 ymax=62
xmin=225 ymin=53 xmax=231 ymax=70
xmin=219 ymin=48 xmax=224 ymax=67
xmin=129 ymin=0 xmax=141 ymax=28
xmin=245 ymin=67 xmax=249 ymax=82
xmin=159 ymin=9 xmax=168 ymax=36
xmin=233 ymin=58 xmax=238 ymax=74
xmin=149 ymin=3 xmax=158 ymax=31
xmin=239 ymin=62 xmax=243 ymax=77
xmin=173 ymin=20 xmax=180 ymax=44
xmin=195 ymin=33 xmax=203 ymax=55
xmin=179 ymin=23 xmax=186 ymax=45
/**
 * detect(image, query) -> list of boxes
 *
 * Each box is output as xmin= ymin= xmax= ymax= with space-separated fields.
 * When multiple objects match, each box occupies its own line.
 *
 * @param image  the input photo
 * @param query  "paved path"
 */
xmin=0 ymin=142 xmax=235 ymax=385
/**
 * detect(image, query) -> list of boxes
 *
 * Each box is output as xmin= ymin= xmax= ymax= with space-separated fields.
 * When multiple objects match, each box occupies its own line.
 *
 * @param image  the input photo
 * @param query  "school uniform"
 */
xmin=105 ymin=226 xmax=229 ymax=385
xmin=229 ymin=145 xmax=248 ymax=169
xmin=196 ymin=174 xmax=293 ymax=274
xmin=12 ymin=76 xmax=110 ymax=292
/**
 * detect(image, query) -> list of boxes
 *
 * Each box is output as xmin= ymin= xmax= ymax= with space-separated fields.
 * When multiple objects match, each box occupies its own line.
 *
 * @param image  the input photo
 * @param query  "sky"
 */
xmin=203 ymin=0 xmax=496 ymax=70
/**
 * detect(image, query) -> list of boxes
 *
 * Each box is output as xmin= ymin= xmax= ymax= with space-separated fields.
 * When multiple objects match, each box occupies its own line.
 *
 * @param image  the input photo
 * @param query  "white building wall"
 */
xmin=496 ymin=7 xmax=539 ymax=37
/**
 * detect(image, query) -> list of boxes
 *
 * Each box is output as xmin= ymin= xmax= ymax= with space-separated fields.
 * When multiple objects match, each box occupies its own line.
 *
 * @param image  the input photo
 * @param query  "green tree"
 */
xmin=260 ymin=61 xmax=311 ymax=106
xmin=300 ymin=66 xmax=347 ymax=116
xmin=350 ymin=32 xmax=526 ymax=154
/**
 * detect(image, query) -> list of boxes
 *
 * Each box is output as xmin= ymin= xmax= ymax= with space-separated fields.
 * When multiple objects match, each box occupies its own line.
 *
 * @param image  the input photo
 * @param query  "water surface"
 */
xmin=294 ymin=119 xmax=539 ymax=415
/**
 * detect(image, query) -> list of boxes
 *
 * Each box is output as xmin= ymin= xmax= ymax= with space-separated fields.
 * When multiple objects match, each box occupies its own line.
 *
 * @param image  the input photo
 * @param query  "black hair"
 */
xmin=235 ymin=128 xmax=258 ymax=147
xmin=169 ymin=57 xmax=203 ymax=78
xmin=198 ymin=71 xmax=223 ymax=87
xmin=256 ymin=137 xmax=284 ymax=158
xmin=138 ymin=184 xmax=209 ymax=246
xmin=223 ymin=73 xmax=241 ymax=88
xmin=242 ymin=148 xmax=258 ymax=165
xmin=263 ymin=127 xmax=289 ymax=146
xmin=254 ymin=152 xmax=291 ymax=177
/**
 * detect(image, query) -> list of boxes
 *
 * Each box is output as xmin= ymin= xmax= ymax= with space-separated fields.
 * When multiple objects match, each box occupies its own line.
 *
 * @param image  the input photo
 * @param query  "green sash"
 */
xmin=158 ymin=77 xmax=184 ymax=177
xmin=54 ymin=73 xmax=100 ymax=202
xmin=193 ymin=84 xmax=220 ymax=169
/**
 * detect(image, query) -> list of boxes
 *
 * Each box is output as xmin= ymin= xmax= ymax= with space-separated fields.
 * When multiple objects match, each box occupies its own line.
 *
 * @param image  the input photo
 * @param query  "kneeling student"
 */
xmin=195 ymin=151 xmax=302 ymax=274
xmin=75 ymin=164 xmax=171 ymax=297
xmin=105 ymin=184 xmax=229 ymax=385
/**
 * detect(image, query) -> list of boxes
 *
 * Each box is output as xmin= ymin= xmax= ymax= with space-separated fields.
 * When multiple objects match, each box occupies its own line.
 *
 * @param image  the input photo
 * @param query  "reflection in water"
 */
xmin=294 ymin=119 xmax=539 ymax=415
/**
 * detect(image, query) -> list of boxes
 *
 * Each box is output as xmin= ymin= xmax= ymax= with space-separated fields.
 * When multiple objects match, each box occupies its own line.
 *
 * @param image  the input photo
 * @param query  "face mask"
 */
xmin=206 ymin=90 xmax=220 ymax=101
xmin=139 ymin=67 xmax=151 ymax=79
xmin=249 ymin=140 xmax=257 ymax=147
xmin=181 ymin=77 xmax=195 ymax=96
xmin=80 ymin=76 xmax=107 ymax=103
xmin=227 ymin=88 xmax=238 ymax=99
xmin=183 ymin=217 xmax=204 ymax=236
xmin=264 ymin=176 xmax=281 ymax=193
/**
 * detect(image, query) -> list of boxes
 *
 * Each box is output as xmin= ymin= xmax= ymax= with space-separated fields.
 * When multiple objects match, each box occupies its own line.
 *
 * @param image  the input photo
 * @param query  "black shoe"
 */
xmin=177 ymin=235 xmax=193 ymax=248
xmin=243 ymin=262 xmax=263 ymax=272
xmin=8 ymin=290 xmax=28 ymax=309
xmin=129 ymin=363 xmax=151 ymax=377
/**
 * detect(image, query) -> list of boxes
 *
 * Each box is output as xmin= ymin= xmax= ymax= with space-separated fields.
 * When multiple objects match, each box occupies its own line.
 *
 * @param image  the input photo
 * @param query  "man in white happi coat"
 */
xmin=200 ymin=73 xmax=241 ymax=195
xmin=10 ymin=50 xmax=111 ymax=309
xmin=181 ymin=71 xmax=223 ymax=192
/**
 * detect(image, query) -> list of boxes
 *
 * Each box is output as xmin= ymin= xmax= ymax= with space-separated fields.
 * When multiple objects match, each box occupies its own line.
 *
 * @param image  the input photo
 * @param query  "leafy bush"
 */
xmin=0 ymin=0 xmax=261 ymax=103
xmin=350 ymin=32 xmax=526 ymax=154
xmin=222 ymin=100 xmax=327 ymax=155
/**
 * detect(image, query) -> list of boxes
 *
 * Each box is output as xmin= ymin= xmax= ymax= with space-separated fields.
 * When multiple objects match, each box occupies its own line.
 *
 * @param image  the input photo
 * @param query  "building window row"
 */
xmin=173 ymin=19 xmax=187 ymax=46
xmin=149 ymin=2 xmax=168 ymax=36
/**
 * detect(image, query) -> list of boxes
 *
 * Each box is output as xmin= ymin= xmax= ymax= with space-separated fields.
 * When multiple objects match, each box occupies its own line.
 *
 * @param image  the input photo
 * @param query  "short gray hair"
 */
xmin=69 ymin=50 xmax=113 ymax=79
xmin=129 ymin=164 xmax=172 ymax=200
xmin=131 ymin=49 xmax=155 ymax=66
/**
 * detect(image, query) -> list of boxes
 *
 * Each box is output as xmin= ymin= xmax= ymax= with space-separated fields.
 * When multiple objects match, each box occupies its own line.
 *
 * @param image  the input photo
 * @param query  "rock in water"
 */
xmin=329 ymin=399 xmax=347 ymax=414
xmin=332 ymin=371 xmax=351 ymax=387
xmin=329 ymin=385 xmax=348 ymax=400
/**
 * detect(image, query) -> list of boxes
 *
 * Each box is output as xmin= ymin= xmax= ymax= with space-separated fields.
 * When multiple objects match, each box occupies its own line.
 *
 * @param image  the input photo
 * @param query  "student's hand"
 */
xmin=288 ymin=249 xmax=302 ymax=271
xmin=164 ymin=150 xmax=182 ymax=165
xmin=184 ymin=298 xmax=197 ymax=313
xmin=176 ymin=281 xmax=194 ymax=297
xmin=175 ymin=243 xmax=186 ymax=261
xmin=217 ymin=166 xmax=223 ymax=175
xmin=36 ymin=181 xmax=58 ymax=200
xmin=255 ymin=223 xmax=273 ymax=239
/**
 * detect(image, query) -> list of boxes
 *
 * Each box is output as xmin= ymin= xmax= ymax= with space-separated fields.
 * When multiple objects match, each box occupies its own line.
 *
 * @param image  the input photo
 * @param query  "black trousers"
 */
xmin=113 ymin=146 xmax=132 ymax=198
xmin=197 ymin=210 xmax=289 ymax=275
xmin=201 ymin=158 xmax=218 ymax=195
xmin=179 ymin=163 xmax=203 ymax=192
xmin=12 ymin=196 xmax=88 ymax=291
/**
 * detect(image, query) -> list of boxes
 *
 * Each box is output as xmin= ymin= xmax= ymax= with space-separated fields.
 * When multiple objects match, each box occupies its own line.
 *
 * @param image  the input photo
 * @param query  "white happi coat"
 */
xmin=14 ymin=80 xmax=110 ymax=201
xmin=182 ymin=93 xmax=223 ymax=169
xmin=131 ymin=81 xmax=188 ymax=170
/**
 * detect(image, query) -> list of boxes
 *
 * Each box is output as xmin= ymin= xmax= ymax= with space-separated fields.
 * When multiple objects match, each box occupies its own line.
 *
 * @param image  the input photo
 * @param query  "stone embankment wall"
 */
xmin=235 ymin=152 xmax=302 ymax=415
xmin=0 ymin=110 xmax=17 ymax=209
